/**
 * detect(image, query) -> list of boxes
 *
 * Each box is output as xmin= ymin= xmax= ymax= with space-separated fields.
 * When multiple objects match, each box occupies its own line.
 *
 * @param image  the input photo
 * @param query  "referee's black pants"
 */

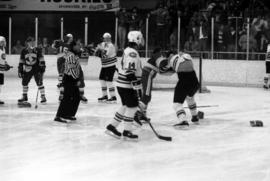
xmin=56 ymin=75 xmax=80 ymax=118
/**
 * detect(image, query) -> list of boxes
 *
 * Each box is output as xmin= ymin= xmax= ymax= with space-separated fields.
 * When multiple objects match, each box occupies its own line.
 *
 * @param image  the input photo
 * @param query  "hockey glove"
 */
xmin=4 ymin=64 xmax=12 ymax=71
xmin=18 ymin=64 xmax=24 ymax=78
xmin=39 ymin=65 xmax=46 ymax=73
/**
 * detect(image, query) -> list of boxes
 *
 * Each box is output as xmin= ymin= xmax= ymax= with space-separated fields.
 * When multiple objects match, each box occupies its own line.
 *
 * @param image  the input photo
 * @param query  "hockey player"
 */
xmin=138 ymin=47 xmax=171 ymax=118
xmin=105 ymin=31 xmax=144 ymax=141
xmin=95 ymin=33 xmax=117 ymax=103
xmin=54 ymin=41 xmax=82 ymax=123
xmin=264 ymin=44 xmax=270 ymax=89
xmin=0 ymin=36 xmax=12 ymax=104
xmin=166 ymin=52 xmax=201 ymax=128
xmin=18 ymin=37 xmax=46 ymax=106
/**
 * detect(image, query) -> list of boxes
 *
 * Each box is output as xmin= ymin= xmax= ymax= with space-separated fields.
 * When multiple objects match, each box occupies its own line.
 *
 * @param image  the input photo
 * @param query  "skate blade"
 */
xmin=173 ymin=125 xmax=189 ymax=130
xmin=81 ymin=101 xmax=88 ymax=104
xmin=123 ymin=136 xmax=139 ymax=142
xmin=106 ymin=101 xmax=117 ymax=104
xmin=105 ymin=130 xmax=121 ymax=139
xmin=98 ymin=100 xmax=108 ymax=103
xmin=40 ymin=102 xmax=47 ymax=105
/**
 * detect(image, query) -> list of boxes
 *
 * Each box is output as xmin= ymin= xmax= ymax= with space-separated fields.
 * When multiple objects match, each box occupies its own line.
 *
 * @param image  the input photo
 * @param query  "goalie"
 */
xmin=0 ymin=36 xmax=12 ymax=104
xmin=18 ymin=37 xmax=46 ymax=107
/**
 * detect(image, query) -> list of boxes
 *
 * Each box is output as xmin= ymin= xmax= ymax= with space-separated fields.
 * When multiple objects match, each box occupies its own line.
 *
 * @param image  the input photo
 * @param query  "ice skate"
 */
xmin=62 ymin=116 xmax=76 ymax=121
xmin=173 ymin=120 xmax=189 ymax=129
xmin=40 ymin=95 xmax=47 ymax=104
xmin=98 ymin=95 xmax=108 ymax=103
xmin=106 ymin=96 xmax=117 ymax=104
xmin=123 ymin=130 xmax=138 ymax=141
xmin=80 ymin=95 xmax=88 ymax=104
xmin=105 ymin=124 xmax=121 ymax=139
xmin=0 ymin=100 xmax=4 ymax=105
xmin=18 ymin=94 xmax=28 ymax=103
xmin=54 ymin=117 xmax=68 ymax=123
xmin=191 ymin=115 xmax=199 ymax=124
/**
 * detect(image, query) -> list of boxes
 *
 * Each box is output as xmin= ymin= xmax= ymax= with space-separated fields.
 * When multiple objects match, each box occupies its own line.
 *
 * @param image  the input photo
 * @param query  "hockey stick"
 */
xmin=146 ymin=120 xmax=172 ymax=141
xmin=184 ymin=105 xmax=219 ymax=108
xmin=34 ymin=86 xmax=39 ymax=109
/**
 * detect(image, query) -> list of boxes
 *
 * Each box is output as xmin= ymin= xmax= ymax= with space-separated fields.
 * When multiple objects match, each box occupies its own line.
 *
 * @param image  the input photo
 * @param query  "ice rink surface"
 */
xmin=0 ymin=77 xmax=270 ymax=181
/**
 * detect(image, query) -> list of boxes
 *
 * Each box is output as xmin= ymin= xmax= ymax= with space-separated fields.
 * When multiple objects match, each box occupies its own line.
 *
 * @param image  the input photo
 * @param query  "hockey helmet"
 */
xmin=0 ymin=36 xmax=6 ymax=47
xmin=127 ymin=31 xmax=144 ymax=46
xmin=103 ymin=32 xmax=111 ymax=39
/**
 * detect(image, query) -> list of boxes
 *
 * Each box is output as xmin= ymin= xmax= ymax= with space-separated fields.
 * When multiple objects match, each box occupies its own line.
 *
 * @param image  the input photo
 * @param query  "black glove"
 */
xmin=4 ymin=64 xmax=12 ymax=71
xmin=18 ymin=64 xmax=24 ymax=78
xmin=39 ymin=65 xmax=46 ymax=73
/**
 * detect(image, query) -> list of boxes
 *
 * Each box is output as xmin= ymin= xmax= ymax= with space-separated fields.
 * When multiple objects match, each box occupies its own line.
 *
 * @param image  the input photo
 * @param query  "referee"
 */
xmin=54 ymin=42 xmax=82 ymax=123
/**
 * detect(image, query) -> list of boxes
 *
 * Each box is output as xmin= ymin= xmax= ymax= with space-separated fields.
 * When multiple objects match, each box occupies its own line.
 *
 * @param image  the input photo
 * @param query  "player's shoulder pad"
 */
xmin=182 ymin=53 xmax=192 ymax=61
xmin=124 ymin=47 xmax=138 ymax=58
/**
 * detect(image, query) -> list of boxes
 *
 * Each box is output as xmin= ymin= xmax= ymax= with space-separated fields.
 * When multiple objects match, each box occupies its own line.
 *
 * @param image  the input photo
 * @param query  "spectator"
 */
xmin=198 ymin=18 xmax=209 ymax=57
xmin=184 ymin=35 xmax=199 ymax=53
xmin=259 ymin=34 xmax=268 ymax=59
xmin=41 ymin=37 xmax=50 ymax=55
xmin=239 ymin=30 xmax=257 ymax=59
xmin=150 ymin=3 xmax=170 ymax=49
xmin=215 ymin=24 xmax=227 ymax=58
xmin=186 ymin=20 xmax=199 ymax=42
xmin=227 ymin=26 xmax=237 ymax=59
xmin=128 ymin=7 xmax=143 ymax=31
xmin=11 ymin=40 xmax=24 ymax=54
xmin=116 ymin=8 xmax=129 ymax=50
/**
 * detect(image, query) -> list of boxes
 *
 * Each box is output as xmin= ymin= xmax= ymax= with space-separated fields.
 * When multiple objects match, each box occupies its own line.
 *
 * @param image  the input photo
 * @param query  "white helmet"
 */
xmin=127 ymin=31 xmax=144 ymax=46
xmin=0 ymin=36 xmax=6 ymax=47
xmin=103 ymin=32 xmax=111 ymax=39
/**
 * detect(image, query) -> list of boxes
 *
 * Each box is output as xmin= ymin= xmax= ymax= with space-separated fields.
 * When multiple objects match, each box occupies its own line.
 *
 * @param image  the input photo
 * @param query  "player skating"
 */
xmin=18 ymin=37 xmax=46 ymax=107
xmin=105 ymin=31 xmax=144 ymax=141
xmin=166 ymin=51 xmax=201 ymax=128
xmin=54 ymin=41 xmax=82 ymax=123
xmin=0 ymin=36 xmax=12 ymax=104
xmin=95 ymin=33 xmax=117 ymax=103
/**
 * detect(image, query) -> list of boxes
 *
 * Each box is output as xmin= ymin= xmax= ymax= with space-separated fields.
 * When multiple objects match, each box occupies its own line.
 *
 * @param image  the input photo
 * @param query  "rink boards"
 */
xmin=4 ymin=55 xmax=265 ymax=87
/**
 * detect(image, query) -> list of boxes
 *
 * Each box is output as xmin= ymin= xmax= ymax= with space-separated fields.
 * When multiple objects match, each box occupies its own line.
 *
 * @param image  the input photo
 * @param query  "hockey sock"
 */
xmin=58 ymin=74 xmax=63 ymax=85
xmin=111 ymin=106 xmax=126 ymax=127
xmin=100 ymin=80 xmax=107 ymax=96
xmin=107 ymin=81 xmax=116 ymax=98
xmin=186 ymin=96 xmax=197 ymax=116
xmin=39 ymin=85 xmax=45 ymax=97
xmin=23 ymin=86 xmax=29 ymax=96
xmin=173 ymin=103 xmax=186 ymax=122
xmin=124 ymin=107 xmax=137 ymax=130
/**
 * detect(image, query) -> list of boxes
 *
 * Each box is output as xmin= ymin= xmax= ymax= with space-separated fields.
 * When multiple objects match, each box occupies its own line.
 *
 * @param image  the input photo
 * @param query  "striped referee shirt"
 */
xmin=64 ymin=52 xmax=81 ymax=80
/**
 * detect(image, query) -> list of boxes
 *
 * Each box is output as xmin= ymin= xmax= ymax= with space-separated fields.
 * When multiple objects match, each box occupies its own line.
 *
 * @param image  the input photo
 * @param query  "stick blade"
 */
xmin=158 ymin=135 xmax=172 ymax=141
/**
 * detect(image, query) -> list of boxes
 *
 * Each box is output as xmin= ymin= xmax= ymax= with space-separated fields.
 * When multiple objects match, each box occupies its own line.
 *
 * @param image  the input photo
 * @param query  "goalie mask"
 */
xmin=127 ymin=31 xmax=145 ymax=47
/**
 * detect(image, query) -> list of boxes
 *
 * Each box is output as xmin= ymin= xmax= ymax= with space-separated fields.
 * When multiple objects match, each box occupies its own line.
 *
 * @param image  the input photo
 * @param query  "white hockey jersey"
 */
xmin=0 ymin=47 xmax=7 ymax=73
xmin=169 ymin=53 xmax=194 ymax=73
xmin=116 ymin=47 xmax=142 ymax=89
xmin=97 ymin=42 xmax=117 ymax=68
xmin=266 ymin=44 xmax=270 ymax=62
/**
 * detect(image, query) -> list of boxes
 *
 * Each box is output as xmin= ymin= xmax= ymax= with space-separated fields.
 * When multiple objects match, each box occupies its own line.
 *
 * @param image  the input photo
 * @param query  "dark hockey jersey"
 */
xmin=144 ymin=56 xmax=168 ymax=73
xmin=19 ymin=47 xmax=45 ymax=72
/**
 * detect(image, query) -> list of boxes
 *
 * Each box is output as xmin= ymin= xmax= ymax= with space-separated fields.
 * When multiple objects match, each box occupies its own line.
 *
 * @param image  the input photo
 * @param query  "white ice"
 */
xmin=0 ymin=77 xmax=270 ymax=181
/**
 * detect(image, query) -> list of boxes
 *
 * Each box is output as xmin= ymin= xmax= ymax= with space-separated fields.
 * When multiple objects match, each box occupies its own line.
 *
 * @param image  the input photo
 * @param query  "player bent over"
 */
xmin=54 ymin=42 xmax=82 ymax=123
xmin=166 ymin=52 xmax=201 ymax=128
xmin=0 ymin=36 xmax=12 ymax=104
xmin=95 ymin=33 xmax=117 ymax=103
xmin=264 ymin=44 xmax=270 ymax=89
xmin=18 ymin=37 xmax=46 ymax=107
xmin=138 ymin=48 xmax=171 ymax=120
xmin=105 ymin=31 xmax=144 ymax=141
